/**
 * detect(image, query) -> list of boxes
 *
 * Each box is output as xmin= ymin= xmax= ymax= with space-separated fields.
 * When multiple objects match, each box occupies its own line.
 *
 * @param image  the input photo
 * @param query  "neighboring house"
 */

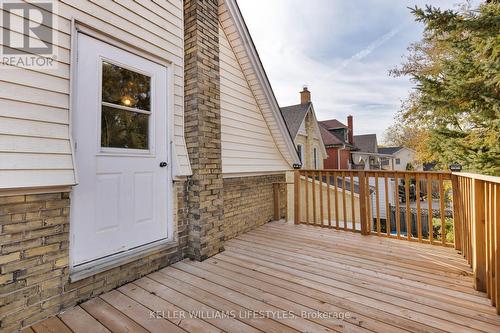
xmin=281 ymin=88 xmax=327 ymax=169
xmin=0 ymin=0 xmax=299 ymax=330
xmin=379 ymin=147 xmax=420 ymax=171
xmin=318 ymin=116 xmax=355 ymax=169
xmin=352 ymin=134 xmax=381 ymax=169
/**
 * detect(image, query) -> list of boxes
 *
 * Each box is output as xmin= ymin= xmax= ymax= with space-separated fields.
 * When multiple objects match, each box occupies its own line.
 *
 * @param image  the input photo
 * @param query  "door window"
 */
xmin=100 ymin=61 xmax=151 ymax=149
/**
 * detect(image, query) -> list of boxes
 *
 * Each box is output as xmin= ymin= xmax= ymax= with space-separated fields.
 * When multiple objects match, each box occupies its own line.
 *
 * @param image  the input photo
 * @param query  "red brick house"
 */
xmin=319 ymin=116 xmax=355 ymax=169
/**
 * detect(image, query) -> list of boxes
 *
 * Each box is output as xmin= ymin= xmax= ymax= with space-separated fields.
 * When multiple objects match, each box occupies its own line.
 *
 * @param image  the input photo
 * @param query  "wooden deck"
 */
xmin=24 ymin=221 xmax=500 ymax=333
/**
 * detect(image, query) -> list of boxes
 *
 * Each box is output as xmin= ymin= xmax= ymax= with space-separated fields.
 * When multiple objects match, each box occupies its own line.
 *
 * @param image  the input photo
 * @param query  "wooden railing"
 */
xmin=454 ymin=172 xmax=499 ymax=313
xmin=291 ymin=169 xmax=454 ymax=245
xmin=278 ymin=169 xmax=500 ymax=313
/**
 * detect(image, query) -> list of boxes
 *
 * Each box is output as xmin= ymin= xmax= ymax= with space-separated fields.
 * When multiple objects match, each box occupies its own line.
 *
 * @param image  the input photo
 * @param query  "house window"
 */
xmin=313 ymin=147 xmax=318 ymax=169
xmin=101 ymin=61 xmax=151 ymax=149
xmin=395 ymin=158 xmax=401 ymax=165
xmin=297 ymin=144 xmax=303 ymax=164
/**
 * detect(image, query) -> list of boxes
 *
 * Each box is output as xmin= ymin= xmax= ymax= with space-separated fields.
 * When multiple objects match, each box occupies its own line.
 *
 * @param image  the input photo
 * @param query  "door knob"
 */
xmin=159 ymin=162 xmax=167 ymax=167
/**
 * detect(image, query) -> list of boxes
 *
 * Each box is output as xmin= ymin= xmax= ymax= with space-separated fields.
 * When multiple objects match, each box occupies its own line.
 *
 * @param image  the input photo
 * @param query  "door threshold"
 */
xmin=69 ymin=239 xmax=177 ymax=282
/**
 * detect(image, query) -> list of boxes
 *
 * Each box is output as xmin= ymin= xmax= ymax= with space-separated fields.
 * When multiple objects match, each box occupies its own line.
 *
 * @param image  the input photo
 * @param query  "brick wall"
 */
xmin=223 ymin=174 xmax=286 ymax=240
xmin=184 ymin=0 xmax=225 ymax=260
xmin=0 ymin=182 xmax=189 ymax=332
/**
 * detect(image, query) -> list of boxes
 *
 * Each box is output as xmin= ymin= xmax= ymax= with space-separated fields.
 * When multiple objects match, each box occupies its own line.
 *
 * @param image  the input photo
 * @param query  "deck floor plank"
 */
xmin=31 ymin=317 xmax=72 ymax=333
xmin=223 ymin=238 xmax=500 ymax=332
xmin=27 ymin=221 xmax=498 ymax=333
xmin=80 ymin=297 xmax=149 ymax=333
xmin=58 ymin=306 xmax=111 ymax=333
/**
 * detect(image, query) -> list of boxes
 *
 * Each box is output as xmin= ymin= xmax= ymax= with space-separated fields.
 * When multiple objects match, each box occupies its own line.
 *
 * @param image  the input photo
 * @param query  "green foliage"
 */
xmin=432 ymin=217 xmax=454 ymax=243
xmin=392 ymin=1 xmax=500 ymax=175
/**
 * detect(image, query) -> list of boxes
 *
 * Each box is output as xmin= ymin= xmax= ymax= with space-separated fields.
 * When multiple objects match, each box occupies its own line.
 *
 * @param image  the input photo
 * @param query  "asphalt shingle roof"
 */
xmin=280 ymin=103 xmax=311 ymax=138
xmin=318 ymin=123 xmax=344 ymax=146
xmin=378 ymin=147 xmax=403 ymax=155
xmin=319 ymin=119 xmax=348 ymax=129
xmin=353 ymin=134 xmax=378 ymax=153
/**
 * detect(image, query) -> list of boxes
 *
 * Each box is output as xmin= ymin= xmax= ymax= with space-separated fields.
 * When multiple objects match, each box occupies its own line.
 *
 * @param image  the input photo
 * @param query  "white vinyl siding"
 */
xmin=0 ymin=0 xmax=190 ymax=189
xmin=218 ymin=1 xmax=297 ymax=166
xmin=219 ymin=25 xmax=289 ymax=175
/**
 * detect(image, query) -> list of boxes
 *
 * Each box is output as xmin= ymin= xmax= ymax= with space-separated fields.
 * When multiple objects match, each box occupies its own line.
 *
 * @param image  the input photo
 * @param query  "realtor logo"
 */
xmin=1 ymin=0 xmax=58 ymax=68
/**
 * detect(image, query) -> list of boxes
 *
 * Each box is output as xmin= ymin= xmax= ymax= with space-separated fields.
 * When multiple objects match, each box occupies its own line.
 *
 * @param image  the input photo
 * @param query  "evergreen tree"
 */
xmin=392 ymin=0 xmax=500 ymax=175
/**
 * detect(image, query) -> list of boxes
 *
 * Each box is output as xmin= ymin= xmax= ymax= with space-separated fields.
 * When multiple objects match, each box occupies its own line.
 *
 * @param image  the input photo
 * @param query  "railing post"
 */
xmin=359 ymin=171 xmax=368 ymax=235
xmin=273 ymin=183 xmax=280 ymax=221
xmin=294 ymin=170 xmax=301 ymax=225
xmin=472 ymin=178 xmax=486 ymax=292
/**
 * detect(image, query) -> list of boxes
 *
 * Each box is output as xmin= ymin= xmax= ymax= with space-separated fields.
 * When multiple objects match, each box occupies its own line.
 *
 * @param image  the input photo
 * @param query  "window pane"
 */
xmin=101 ymin=106 xmax=149 ymax=149
xmin=102 ymin=61 xmax=151 ymax=111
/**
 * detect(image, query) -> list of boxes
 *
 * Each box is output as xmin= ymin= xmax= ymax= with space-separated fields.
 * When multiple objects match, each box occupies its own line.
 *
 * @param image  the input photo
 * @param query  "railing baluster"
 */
xmin=439 ymin=174 xmax=446 ymax=244
xmin=319 ymin=171 xmax=324 ymax=227
xmin=473 ymin=178 xmax=486 ymax=292
xmin=494 ymin=183 xmax=499 ymax=313
xmin=305 ymin=171 xmax=309 ymax=224
xmin=385 ymin=173 xmax=391 ymax=237
xmin=333 ymin=171 xmax=339 ymax=230
xmin=486 ymin=183 xmax=491 ymax=299
xmin=416 ymin=174 xmax=422 ymax=242
xmin=375 ymin=174 xmax=381 ymax=235
xmin=358 ymin=171 xmax=368 ymax=235
xmin=342 ymin=172 xmax=347 ymax=231
xmin=427 ymin=174 xmax=433 ymax=244
xmin=350 ymin=172 xmax=356 ymax=232
xmin=405 ymin=174 xmax=411 ymax=240
xmin=294 ymin=170 xmax=301 ymax=225
xmin=366 ymin=173 xmax=372 ymax=234
xmin=395 ymin=173 xmax=401 ymax=239
xmin=327 ymin=171 xmax=331 ymax=228
xmin=312 ymin=171 xmax=317 ymax=225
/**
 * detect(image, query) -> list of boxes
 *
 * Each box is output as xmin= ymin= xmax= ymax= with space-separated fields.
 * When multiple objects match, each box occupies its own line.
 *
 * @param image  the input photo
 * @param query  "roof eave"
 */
xmin=224 ymin=0 xmax=300 ymax=165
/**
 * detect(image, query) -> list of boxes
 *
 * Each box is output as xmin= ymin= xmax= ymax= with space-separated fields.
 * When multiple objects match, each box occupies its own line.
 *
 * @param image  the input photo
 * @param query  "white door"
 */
xmin=71 ymin=34 xmax=170 ymax=266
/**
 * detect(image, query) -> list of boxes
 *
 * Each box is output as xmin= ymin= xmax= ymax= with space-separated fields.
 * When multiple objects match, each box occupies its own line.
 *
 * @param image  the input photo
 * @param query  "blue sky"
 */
xmin=237 ymin=0 xmax=465 ymax=142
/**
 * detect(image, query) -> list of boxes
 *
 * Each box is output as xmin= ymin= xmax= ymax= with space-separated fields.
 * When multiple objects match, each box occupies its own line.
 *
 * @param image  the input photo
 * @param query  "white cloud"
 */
xmin=237 ymin=0 xmax=462 ymax=139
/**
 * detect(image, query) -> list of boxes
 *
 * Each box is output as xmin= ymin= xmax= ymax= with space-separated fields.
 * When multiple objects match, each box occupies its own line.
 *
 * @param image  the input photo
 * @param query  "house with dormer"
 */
xmin=281 ymin=88 xmax=327 ymax=169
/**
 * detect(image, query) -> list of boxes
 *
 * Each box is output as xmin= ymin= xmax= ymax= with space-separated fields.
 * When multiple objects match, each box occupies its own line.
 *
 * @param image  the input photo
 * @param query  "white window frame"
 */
xmin=98 ymin=57 xmax=156 ymax=156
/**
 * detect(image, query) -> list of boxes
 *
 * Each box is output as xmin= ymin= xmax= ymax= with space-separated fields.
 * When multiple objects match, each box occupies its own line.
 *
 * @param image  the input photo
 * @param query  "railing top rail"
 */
xmin=453 ymin=172 xmax=500 ymax=184
xmin=296 ymin=169 xmax=452 ymax=175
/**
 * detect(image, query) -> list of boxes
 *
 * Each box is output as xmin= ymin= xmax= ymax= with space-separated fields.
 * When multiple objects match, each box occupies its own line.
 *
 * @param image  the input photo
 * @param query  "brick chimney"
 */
xmin=347 ymin=115 xmax=353 ymax=144
xmin=300 ymin=86 xmax=311 ymax=104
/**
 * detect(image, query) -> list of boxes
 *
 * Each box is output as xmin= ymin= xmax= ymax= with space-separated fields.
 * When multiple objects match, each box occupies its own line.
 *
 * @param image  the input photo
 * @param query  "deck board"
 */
xmin=32 ymin=221 xmax=499 ymax=333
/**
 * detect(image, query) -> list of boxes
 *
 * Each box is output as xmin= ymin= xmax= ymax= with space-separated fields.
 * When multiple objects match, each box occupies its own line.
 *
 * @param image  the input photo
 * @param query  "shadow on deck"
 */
xmin=25 ymin=221 xmax=499 ymax=333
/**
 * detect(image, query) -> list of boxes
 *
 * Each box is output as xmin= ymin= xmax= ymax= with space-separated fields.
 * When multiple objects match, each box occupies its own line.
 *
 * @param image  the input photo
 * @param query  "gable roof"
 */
xmin=353 ymin=134 xmax=378 ymax=153
xmin=280 ymin=103 xmax=311 ymax=138
xmin=318 ymin=122 xmax=344 ymax=146
xmin=378 ymin=147 xmax=403 ymax=155
xmin=219 ymin=0 xmax=300 ymax=166
xmin=319 ymin=119 xmax=348 ymax=129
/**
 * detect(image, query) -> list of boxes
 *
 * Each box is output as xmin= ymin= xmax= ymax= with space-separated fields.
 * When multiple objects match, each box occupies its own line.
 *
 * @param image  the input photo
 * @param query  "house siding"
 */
xmin=0 ymin=0 xmax=191 ymax=190
xmin=219 ymin=25 xmax=290 ymax=174
xmin=223 ymin=174 xmax=286 ymax=240
xmin=218 ymin=1 xmax=297 ymax=166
